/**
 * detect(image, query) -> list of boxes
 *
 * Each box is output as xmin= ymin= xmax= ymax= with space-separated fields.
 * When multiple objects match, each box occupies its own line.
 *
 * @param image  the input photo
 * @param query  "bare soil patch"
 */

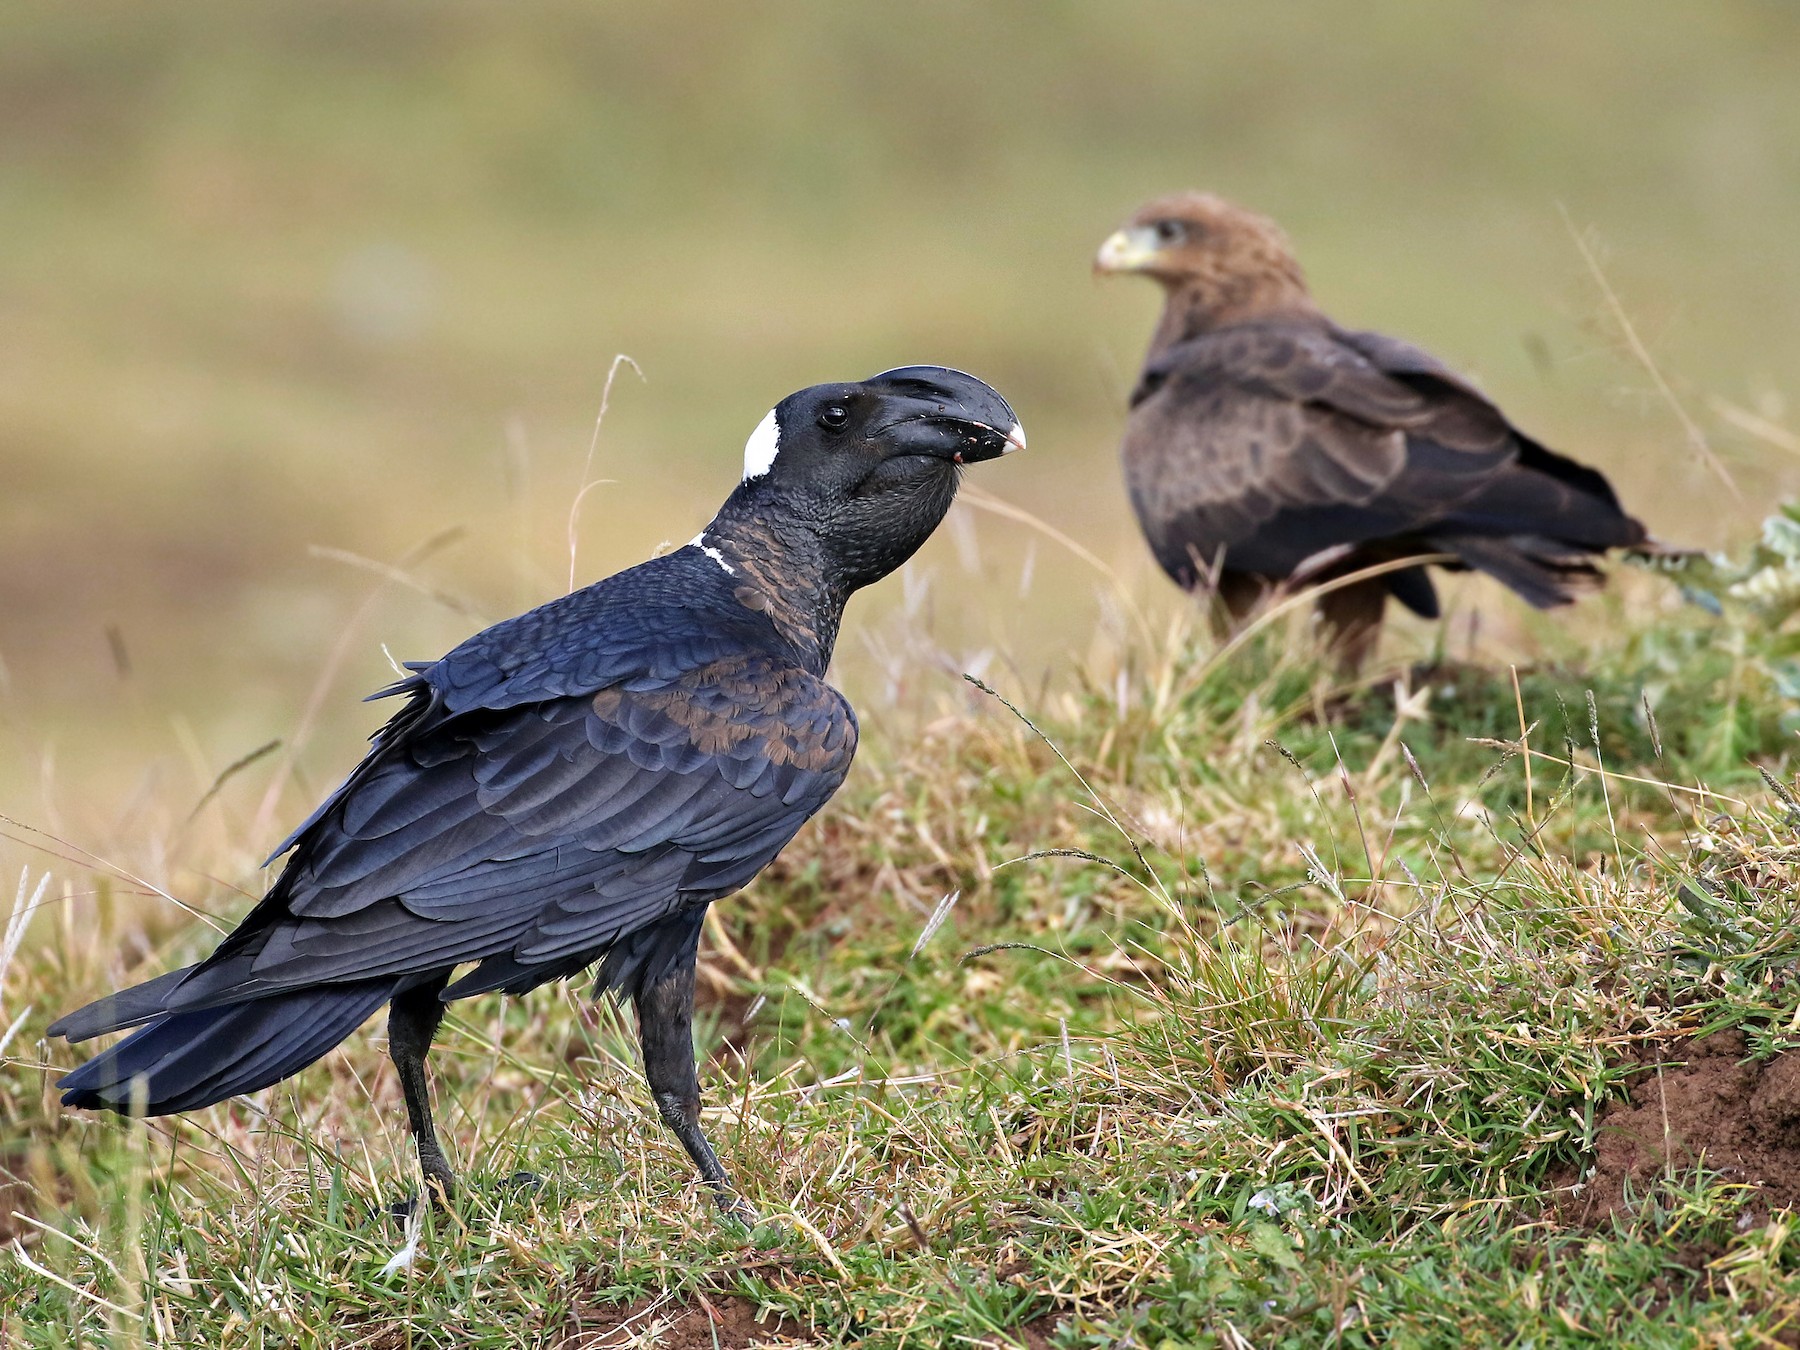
xmin=1013 ymin=1311 xmax=1068 ymax=1348
xmin=560 ymin=1292 xmax=814 ymax=1349
xmin=1567 ymin=1030 xmax=1800 ymax=1226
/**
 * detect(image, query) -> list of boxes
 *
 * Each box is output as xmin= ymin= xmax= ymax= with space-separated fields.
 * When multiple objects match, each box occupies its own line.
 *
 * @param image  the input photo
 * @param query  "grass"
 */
xmin=6 ymin=535 xmax=1800 ymax=1346
xmin=6 ymin=7 xmax=1800 ymax=1342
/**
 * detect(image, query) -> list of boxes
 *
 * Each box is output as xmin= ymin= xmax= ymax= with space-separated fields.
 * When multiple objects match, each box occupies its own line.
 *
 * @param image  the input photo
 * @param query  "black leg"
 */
xmin=389 ymin=974 xmax=456 ymax=1208
xmin=634 ymin=951 xmax=753 ymax=1221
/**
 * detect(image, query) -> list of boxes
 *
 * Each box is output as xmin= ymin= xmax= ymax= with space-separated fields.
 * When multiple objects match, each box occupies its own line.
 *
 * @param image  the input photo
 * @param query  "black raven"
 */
xmin=52 ymin=366 xmax=1025 ymax=1214
xmin=1096 ymin=191 xmax=1647 ymax=669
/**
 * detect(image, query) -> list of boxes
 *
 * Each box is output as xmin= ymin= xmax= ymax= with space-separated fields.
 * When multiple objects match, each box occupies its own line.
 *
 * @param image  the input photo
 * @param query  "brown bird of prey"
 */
xmin=1095 ymin=191 xmax=1646 ymax=667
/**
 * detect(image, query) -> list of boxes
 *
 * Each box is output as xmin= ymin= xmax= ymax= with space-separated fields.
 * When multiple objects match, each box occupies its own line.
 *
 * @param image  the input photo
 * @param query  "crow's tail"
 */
xmin=49 ymin=965 xmax=203 ymax=1043
xmin=56 ymin=979 xmax=397 ymax=1116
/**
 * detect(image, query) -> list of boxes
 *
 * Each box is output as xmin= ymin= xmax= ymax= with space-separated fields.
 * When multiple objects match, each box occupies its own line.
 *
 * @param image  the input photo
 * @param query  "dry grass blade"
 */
xmin=0 ymin=870 xmax=43 ymax=997
xmin=566 ymin=353 xmax=645 ymax=593
xmin=957 ymin=483 xmax=1155 ymax=647
xmin=248 ymin=525 xmax=471 ymax=846
xmin=909 ymin=890 xmax=961 ymax=960
xmin=306 ymin=545 xmax=487 ymax=619
xmin=1710 ymin=396 xmax=1800 ymax=459
xmin=1465 ymin=741 xmax=1747 ymax=807
xmin=1561 ymin=205 xmax=1739 ymax=500
xmin=182 ymin=738 xmax=283 ymax=826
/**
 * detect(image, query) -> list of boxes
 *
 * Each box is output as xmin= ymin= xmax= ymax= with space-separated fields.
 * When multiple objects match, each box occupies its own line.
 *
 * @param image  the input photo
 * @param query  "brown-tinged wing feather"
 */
xmin=1123 ymin=319 xmax=1641 ymax=597
xmin=154 ymin=655 xmax=856 ymax=1009
xmin=1123 ymin=319 xmax=1506 ymax=584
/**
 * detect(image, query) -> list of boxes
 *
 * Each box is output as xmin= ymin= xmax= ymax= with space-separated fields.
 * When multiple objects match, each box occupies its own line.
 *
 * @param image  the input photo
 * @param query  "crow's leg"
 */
xmin=389 ymin=974 xmax=456 ymax=1209
xmin=634 ymin=952 xmax=753 ymax=1221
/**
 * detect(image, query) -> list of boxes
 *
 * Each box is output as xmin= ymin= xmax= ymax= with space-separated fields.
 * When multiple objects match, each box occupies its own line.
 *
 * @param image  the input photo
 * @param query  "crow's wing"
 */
xmin=159 ymin=653 xmax=856 ymax=1011
xmin=264 ymin=548 xmax=791 ymax=864
xmin=1122 ymin=320 xmax=1640 ymax=588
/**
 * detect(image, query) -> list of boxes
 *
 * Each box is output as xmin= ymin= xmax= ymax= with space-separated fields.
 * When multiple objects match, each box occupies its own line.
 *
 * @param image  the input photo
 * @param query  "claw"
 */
xmin=381 ymin=1169 xmax=532 ymax=1228
xmin=712 ymin=1188 xmax=759 ymax=1227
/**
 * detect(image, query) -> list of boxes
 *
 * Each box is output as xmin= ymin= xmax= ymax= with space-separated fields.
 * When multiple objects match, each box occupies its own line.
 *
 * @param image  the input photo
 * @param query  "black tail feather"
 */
xmin=48 ymin=965 xmax=201 ymax=1043
xmin=1434 ymin=533 xmax=1604 ymax=609
xmin=58 ymin=980 xmax=397 ymax=1115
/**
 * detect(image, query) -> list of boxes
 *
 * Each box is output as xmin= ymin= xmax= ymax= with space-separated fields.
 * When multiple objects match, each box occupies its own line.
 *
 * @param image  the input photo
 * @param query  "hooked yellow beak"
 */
xmin=1094 ymin=225 xmax=1163 ymax=275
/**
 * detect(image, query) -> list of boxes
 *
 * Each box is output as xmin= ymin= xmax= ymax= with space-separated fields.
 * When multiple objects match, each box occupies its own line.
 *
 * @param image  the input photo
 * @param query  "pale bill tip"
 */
xmin=1004 ymin=421 xmax=1027 ymax=454
xmin=1095 ymin=228 xmax=1152 ymax=273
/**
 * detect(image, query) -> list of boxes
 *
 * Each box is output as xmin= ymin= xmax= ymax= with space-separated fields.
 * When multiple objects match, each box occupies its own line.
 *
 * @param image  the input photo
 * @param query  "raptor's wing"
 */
xmin=1123 ymin=320 xmax=1641 ymax=602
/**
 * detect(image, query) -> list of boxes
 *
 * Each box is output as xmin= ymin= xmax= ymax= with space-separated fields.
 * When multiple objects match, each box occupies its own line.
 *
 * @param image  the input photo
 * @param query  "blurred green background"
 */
xmin=2 ymin=1 xmax=1798 ymax=852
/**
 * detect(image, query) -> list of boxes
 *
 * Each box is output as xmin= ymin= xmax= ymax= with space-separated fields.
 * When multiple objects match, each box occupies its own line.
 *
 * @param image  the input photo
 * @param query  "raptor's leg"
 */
xmin=1315 ymin=577 xmax=1388 ymax=674
xmin=1197 ymin=568 xmax=1268 ymax=641
xmin=634 ymin=952 xmax=753 ymax=1221
xmin=389 ymin=974 xmax=457 ymax=1208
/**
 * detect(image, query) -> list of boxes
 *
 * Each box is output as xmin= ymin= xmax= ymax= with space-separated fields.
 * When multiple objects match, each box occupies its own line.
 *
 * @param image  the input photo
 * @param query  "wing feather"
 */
xmin=1123 ymin=317 xmax=1641 ymax=588
xmin=160 ymin=655 xmax=855 ymax=1012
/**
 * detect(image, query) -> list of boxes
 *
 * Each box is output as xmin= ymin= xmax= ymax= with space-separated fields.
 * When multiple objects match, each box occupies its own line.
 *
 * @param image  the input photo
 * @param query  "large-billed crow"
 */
xmin=52 ymin=367 xmax=1024 ymax=1213
xmin=1096 ymin=192 xmax=1647 ymax=668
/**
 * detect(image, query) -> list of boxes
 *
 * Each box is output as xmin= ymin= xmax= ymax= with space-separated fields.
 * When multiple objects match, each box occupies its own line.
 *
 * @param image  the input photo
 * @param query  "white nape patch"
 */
xmin=741 ymin=407 xmax=781 ymax=481
xmin=687 ymin=532 xmax=735 ymax=575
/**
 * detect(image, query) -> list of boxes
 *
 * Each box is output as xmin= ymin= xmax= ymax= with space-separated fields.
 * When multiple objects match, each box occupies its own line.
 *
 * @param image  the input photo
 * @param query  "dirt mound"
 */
xmin=560 ymin=1292 xmax=813 ymax=1349
xmin=1568 ymin=1029 xmax=1800 ymax=1226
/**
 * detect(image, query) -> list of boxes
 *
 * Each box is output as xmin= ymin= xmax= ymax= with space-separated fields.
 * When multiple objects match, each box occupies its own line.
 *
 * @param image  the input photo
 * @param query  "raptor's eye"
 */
xmin=1153 ymin=220 xmax=1187 ymax=244
xmin=818 ymin=404 xmax=850 ymax=431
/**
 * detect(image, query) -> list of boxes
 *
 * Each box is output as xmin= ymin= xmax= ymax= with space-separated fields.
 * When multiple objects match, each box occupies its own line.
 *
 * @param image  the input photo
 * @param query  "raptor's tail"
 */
xmin=1430 ymin=533 xmax=1606 ymax=609
xmin=56 ymin=979 xmax=397 ymax=1116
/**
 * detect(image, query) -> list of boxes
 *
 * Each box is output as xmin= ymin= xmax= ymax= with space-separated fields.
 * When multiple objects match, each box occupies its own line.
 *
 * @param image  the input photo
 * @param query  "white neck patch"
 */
xmin=742 ymin=407 xmax=781 ymax=481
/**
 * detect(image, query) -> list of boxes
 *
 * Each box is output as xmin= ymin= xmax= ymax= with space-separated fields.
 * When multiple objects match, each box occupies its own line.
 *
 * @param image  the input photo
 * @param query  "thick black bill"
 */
xmin=865 ymin=365 xmax=1026 ymax=465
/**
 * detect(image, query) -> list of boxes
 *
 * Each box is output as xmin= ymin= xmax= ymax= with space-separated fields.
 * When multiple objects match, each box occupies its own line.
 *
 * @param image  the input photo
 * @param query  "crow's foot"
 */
xmin=710 ymin=1186 xmax=760 ymax=1228
xmin=383 ymin=1170 xmax=539 ymax=1227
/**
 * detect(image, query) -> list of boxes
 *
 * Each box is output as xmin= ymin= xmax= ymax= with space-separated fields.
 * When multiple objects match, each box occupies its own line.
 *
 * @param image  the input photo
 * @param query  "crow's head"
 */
xmin=731 ymin=366 xmax=1024 ymax=591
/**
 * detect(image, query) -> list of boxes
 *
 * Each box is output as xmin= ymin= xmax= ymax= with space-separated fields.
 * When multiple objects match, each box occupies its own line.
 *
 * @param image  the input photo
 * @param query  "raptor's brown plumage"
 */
xmin=1097 ymin=192 xmax=1647 ymax=667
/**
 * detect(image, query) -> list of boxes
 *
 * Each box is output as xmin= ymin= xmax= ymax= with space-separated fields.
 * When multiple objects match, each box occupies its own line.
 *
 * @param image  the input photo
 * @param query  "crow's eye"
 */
xmin=818 ymin=404 xmax=850 ymax=431
xmin=1153 ymin=220 xmax=1187 ymax=244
